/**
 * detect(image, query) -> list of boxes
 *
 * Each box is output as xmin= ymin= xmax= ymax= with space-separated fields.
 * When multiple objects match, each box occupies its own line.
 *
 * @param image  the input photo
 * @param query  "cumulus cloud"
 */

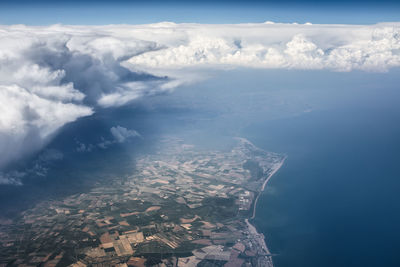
xmin=75 ymin=126 xmax=140 ymax=153
xmin=0 ymin=22 xmax=399 ymax=170
xmin=110 ymin=126 xmax=141 ymax=143
xmin=76 ymin=140 xmax=95 ymax=153
xmin=0 ymin=25 xmax=165 ymax=168
xmin=0 ymin=171 xmax=24 ymax=186
xmin=0 ymin=149 xmax=63 ymax=185
xmin=30 ymin=149 xmax=64 ymax=177
xmin=0 ymin=84 xmax=92 ymax=168
xmin=127 ymin=22 xmax=400 ymax=71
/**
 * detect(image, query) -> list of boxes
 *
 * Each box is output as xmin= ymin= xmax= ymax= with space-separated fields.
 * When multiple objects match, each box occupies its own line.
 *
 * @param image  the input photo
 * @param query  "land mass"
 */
xmin=0 ymin=137 xmax=285 ymax=267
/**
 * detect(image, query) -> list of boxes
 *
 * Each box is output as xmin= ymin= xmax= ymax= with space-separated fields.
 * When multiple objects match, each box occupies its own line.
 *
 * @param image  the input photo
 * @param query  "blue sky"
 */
xmin=0 ymin=0 xmax=399 ymax=25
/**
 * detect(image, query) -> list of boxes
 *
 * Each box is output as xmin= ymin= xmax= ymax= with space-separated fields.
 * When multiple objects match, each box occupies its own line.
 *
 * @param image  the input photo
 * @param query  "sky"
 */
xmin=0 ymin=0 xmax=400 ymax=25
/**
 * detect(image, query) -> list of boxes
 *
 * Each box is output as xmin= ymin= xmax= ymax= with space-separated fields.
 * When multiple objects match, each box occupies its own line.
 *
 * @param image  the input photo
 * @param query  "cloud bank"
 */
xmin=126 ymin=22 xmax=400 ymax=72
xmin=0 ymin=22 xmax=399 ymax=169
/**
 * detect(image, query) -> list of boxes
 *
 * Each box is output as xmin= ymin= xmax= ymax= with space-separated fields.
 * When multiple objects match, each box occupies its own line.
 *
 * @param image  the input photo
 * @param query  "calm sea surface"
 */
xmin=246 ymin=98 xmax=400 ymax=267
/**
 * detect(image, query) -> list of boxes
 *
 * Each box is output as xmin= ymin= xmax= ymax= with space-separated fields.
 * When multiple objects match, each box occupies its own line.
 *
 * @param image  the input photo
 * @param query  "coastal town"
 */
xmin=0 ymin=137 xmax=285 ymax=267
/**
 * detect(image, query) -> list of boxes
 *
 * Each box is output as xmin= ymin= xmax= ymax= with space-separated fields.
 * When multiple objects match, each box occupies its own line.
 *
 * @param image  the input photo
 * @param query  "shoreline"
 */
xmin=246 ymin=156 xmax=286 ymax=266
xmin=251 ymin=156 xmax=287 ymax=220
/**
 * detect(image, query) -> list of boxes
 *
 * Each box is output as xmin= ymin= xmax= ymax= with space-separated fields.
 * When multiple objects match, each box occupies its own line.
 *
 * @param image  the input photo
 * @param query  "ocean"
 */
xmin=246 ymin=93 xmax=400 ymax=267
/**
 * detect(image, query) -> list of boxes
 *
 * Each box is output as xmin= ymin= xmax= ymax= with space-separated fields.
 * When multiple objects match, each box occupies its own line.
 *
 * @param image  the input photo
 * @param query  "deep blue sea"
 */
xmin=246 ymin=98 xmax=400 ymax=267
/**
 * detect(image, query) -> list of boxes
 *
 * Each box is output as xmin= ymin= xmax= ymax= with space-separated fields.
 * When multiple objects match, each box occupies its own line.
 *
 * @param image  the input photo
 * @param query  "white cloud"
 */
xmin=126 ymin=22 xmax=400 ymax=71
xmin=110 ymin=126 xmax=141 ymax=143
xmin=0 ymin=22 xmax=399 ymax=170
xmin=0 ymin=84 xmax=92 ymax=168
xmin=0 ymin=171 xmax=24 ymax=186
xmin=0 ymin=25 xmax=161 ymax=168
xmin=0 ymin=149 xmax=63 ymax=185
xmin=74 ymin=126 xmax=140 ymax=153
xmin=76 ymin=140 xmax=94 ymax=153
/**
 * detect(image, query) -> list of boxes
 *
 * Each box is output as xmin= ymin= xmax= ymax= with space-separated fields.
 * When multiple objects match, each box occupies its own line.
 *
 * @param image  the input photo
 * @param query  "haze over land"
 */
xmin=1 ymin=22 xmax=400 ymax=181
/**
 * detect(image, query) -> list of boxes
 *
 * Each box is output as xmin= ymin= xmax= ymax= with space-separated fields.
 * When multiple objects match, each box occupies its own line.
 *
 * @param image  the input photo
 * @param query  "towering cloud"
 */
xmin=0 ymin=22 xmax=399 ymax=169
xmin=126 ymin=22 xmax=400 ymax=71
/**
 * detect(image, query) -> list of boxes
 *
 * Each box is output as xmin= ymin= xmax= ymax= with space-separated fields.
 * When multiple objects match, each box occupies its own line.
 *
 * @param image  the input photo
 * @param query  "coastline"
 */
xmin=251 ymin=156 xmax=287 ymax=220
xmin=246 ymin=156 xmax=286 ymax=267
